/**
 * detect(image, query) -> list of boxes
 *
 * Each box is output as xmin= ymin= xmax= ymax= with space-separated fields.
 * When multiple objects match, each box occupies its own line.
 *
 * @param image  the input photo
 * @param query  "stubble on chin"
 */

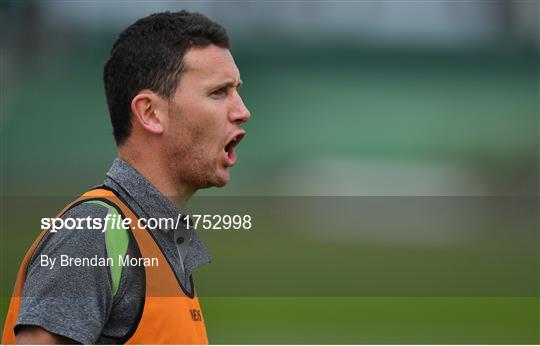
xmin=167 ymin=141 xmax=221 ymax=190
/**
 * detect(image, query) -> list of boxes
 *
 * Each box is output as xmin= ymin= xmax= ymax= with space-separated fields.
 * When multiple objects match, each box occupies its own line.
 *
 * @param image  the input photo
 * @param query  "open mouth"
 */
xmin=224 ymin=132 xmax=245 ymax=165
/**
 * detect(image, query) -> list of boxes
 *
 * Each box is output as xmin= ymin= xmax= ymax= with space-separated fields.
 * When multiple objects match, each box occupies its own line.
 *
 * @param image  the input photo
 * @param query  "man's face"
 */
xmin=163 ymin=44 xmax=250 ymax=191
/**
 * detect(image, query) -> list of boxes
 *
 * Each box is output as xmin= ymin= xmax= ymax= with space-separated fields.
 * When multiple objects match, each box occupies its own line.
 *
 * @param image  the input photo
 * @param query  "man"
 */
xmin=2 ymin=10 xmax=250 ymax=344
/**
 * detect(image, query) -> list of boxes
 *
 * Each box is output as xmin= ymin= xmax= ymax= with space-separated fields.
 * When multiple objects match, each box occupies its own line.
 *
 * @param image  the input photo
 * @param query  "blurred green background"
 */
xmin=1 ymin=1 xmax=538 ymax=344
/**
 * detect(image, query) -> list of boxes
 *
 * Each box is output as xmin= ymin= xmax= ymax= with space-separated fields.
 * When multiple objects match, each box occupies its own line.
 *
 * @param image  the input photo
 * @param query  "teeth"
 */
xmin=226 ymin=135 xmax=241 ymax=153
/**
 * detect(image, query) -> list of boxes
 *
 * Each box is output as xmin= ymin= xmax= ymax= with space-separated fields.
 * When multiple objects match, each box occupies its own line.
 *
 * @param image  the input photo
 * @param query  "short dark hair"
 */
xmin=103 ymin=11 xmax=230 ymax=145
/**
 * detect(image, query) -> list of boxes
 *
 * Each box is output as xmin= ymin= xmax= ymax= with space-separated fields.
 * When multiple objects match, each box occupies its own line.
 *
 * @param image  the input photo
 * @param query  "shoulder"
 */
xmin=17 ymin=201 xmax=121 ymax=344
xmin=31 ymin=201 xmax=111 ymax=267
xmin=63 ymin=201 xmax=109 ymax=220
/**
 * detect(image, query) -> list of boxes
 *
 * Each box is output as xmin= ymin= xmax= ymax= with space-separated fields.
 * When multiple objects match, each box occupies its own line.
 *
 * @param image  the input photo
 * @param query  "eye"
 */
xmin=210 ymin=87 xmax=228 ymax=98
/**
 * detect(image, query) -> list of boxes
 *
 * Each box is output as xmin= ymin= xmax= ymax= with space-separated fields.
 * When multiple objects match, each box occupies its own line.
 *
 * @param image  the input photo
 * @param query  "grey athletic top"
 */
xmin=15 ymin=158 xmax=212 ymax=344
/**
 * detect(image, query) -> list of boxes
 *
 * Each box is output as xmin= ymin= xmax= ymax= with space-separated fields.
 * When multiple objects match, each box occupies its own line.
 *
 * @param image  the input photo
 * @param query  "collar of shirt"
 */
xmin=103 ymin=158 xmax=212 ymax=278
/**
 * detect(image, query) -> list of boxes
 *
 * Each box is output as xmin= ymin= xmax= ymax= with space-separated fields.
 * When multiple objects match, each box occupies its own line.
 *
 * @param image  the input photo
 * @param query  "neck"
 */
xmin=118 ymin=148 xmax=196 ymax=210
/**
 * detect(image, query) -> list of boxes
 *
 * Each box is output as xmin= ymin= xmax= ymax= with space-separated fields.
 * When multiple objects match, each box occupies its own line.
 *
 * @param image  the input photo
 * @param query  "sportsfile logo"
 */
xmin=40 ymin=215 xmax=169 ymax=233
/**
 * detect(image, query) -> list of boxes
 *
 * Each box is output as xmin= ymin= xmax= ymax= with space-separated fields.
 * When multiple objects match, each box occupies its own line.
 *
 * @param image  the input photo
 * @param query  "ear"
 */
xmin=130 ymin=90 xmax=166 ymax=135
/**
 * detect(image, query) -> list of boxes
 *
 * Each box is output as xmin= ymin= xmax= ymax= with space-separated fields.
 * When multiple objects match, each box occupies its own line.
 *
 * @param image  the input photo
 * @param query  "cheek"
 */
xmin=191 ymin=115 xmax=225 ymax=152
xmin=168 ymin=99 xmax=225 ymax=156
xmin=168 ymin=123 xmax=215 ymax=166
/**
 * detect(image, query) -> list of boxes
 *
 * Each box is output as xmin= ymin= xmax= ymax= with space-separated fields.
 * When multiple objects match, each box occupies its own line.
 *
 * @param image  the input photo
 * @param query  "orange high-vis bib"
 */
xmin=2 ymin=188 xmax=209 ymax=345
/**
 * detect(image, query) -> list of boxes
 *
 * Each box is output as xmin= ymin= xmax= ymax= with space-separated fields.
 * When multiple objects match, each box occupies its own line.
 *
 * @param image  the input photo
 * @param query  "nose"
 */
xmin=229 ymin=92 xmax=251 ymax=124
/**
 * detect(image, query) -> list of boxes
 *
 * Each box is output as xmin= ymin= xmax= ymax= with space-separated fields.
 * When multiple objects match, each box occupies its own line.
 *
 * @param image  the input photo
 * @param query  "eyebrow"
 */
xmin=211 ymin=79 xmax=243 ymax=90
